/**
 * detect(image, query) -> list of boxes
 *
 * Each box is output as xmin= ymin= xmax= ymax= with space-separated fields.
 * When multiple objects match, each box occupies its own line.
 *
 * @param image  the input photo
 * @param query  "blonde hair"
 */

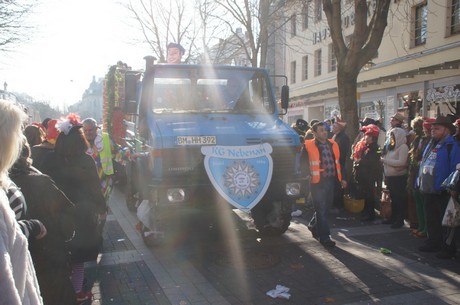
xmin=0 ymin=100 xmax=27 ymax=189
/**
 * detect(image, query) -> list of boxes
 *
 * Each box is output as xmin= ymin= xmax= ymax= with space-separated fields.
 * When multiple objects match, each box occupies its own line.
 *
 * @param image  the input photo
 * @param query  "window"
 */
xmin=302 ymin=56 xmax=308 ymax=80
xmin=314 ymin=49 xmax=322 ymax=77
xmin=291 ymin=61 xmax=296 ymax=84
xmin=451 ymin=0 xmax=460 ymax=35
xmin=314 ymin=0 xmax=322 ymax=22
xmin=302 ymin=4 xmax=309 ymax=30
xmin=329 ymin=44 xmax=336 ymax=73
xmin=414 ymin=2 xmax=427 ymax=46
xmin=291 ymin=14 xmax=297 ymax=37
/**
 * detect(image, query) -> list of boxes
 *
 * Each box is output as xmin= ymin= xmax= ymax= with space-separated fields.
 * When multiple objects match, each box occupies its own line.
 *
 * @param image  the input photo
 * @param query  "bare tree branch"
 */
xmin=0 ymin=0 xmax=35 ymax=52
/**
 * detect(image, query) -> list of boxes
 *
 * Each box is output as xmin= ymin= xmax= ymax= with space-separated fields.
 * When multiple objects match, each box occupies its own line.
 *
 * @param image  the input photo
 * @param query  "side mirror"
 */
xmin=281 ymin=85 xmax=289 ymax=110
xmin=124 ymin=72 xmax=141 ymax=114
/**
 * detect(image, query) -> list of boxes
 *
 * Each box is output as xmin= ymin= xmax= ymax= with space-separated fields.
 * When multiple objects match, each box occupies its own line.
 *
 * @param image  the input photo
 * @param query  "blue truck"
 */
xmin=122 ymin=58 xmax=305 ymax=245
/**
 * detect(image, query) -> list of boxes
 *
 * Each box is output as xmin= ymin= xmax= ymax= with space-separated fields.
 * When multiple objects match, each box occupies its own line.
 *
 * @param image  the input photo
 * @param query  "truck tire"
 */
xmin=251 ymin=200 xmax=292 ymax=235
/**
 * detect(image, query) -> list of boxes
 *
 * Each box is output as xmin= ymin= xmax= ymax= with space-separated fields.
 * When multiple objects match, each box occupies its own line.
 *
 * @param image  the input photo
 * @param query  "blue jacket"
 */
xmin=421 ymin=135 xmax=460 ymax=192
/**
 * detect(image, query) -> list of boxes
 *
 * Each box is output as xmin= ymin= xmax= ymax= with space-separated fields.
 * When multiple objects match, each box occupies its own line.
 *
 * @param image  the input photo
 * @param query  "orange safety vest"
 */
xmin=304 ymin=139 xmax=342 ymax=184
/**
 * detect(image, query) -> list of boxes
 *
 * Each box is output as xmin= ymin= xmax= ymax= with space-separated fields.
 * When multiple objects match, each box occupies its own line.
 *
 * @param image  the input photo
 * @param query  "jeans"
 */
xmin=310 ymin=177 xmax=336 ymax=241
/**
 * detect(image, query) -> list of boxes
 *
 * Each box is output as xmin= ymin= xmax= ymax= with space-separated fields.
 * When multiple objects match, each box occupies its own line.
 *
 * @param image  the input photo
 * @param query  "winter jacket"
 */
xmin=10 ymin=165 xmax=77 ymax=305
xmin=382 ymin=127 xmax=409 ymax=177
xmin=353 ymin=142 xmax=382 ymax=185
xmin=41 ymin=152 xmax=106 ymax=263
xmin=418 ymin=135 xmax=460 ymax=193
xmin=332 ymin=131 xmax=350 ymax=170
xmin=0 ymin=190 xmax=43 ymax=305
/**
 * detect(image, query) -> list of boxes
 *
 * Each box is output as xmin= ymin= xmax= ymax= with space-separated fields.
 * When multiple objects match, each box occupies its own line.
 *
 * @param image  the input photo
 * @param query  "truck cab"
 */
xmin=124 ymin=61 xmax=304 ymax=244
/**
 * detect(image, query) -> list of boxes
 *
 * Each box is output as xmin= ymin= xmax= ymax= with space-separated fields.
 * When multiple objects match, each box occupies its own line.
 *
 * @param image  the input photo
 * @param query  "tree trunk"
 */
xmin=337 ymin=69 xmax=359 ymax=144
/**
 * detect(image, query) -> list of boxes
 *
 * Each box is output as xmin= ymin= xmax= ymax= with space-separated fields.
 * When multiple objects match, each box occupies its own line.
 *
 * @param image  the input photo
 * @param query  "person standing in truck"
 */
xmin=305 ymin=122 xmax=347 ymax=248
xmin=166 ymin=42 xmax=185 ymax=64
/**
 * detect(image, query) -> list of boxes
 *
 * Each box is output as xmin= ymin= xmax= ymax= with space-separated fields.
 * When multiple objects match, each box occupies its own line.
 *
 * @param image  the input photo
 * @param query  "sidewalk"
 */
xmin=84 ymin=188 xmax=460 ymax=305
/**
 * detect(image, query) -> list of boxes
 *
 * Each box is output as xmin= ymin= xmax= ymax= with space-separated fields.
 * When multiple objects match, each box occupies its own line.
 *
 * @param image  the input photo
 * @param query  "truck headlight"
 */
xmin=167 ymin=188 xmax=185 ymax=202
xmin=285 ymin=183 xmax=301 ymax=196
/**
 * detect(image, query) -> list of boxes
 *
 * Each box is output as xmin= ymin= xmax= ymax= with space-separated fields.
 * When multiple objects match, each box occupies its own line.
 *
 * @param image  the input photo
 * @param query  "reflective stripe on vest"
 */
xmin=304 ymin=139 xmax=342 ymax=184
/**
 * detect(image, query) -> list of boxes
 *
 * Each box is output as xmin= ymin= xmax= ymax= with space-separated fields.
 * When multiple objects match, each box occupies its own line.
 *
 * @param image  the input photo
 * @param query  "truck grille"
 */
xmin=160 ymin=146 xmax=298 ymax=185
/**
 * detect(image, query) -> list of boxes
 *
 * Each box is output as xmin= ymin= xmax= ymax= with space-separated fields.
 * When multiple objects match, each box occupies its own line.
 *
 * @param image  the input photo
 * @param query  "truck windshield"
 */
xmin=148 ymin=66 xmax=275 ymax=114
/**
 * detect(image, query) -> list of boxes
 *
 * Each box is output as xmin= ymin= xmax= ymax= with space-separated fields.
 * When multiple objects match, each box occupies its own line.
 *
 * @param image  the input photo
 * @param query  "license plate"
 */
xmin=176 ymin=136 xmax=216 ymax=145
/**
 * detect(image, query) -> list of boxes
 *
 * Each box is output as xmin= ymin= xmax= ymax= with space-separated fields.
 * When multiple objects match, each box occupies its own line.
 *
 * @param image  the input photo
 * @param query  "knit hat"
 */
xmin=46 ymin=119 xmax=59 ymax=145
xmin=423 ymin=118 xmax=436 ymax=131
xmin=361 ymin=124 xmax=380 ymax=138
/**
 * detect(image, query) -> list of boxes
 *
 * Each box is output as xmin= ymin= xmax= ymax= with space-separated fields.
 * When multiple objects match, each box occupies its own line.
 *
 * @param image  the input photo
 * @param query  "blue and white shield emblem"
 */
xmin=201 ymin=143 xmax=273 ymax=212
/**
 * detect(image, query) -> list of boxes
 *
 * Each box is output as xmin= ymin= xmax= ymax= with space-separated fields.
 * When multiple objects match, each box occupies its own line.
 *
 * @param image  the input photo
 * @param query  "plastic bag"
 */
xmin=137 ymin=199 xmax=152 ymax=230
xmin=441 ymin=170 xmax=460 ymax=191
xmin=442 ymin=196 xmax=460 ymax=228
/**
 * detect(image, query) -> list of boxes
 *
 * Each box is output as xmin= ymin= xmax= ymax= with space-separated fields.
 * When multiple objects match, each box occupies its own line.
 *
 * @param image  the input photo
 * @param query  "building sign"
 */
xmin=426 ymin=86 xmax=460 ymax=103
xmin=312 ymin=0 xmax=376 ymax=45
xmin=325 ymin=104 xmax=340 ymax=119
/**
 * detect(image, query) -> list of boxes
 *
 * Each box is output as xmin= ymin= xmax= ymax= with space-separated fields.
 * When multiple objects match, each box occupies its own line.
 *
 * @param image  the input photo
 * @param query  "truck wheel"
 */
xmin=251 ymin=200 xmax=292 ymax=235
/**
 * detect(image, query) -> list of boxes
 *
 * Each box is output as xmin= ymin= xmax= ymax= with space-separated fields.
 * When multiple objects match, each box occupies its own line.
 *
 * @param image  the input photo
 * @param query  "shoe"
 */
xmin=418 ymin=244 xmax=441 ymax=253
xmin=414 ymin=231 xmax=427 ymax=238
xmin=436 ymin=250 xmax=456 ymax=259
xmin=76 ymin=291 xmax=92 ymax=304
xmin=320 ymin=239 xmax=336 ymax=248
xmin=382 ymin=219 xmax=393 ymax=224
xmin=390 ymin=222 xmax=404 ymax=229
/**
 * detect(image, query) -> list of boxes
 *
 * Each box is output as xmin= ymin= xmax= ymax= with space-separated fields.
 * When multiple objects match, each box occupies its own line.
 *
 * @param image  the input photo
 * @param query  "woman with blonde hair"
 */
xmin=0 ymin=99 xmax=43 ymax=305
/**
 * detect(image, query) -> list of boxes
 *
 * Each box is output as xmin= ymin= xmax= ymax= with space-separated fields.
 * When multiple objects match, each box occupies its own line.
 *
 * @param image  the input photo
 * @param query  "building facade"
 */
xmin=68 ymin=76 xmax=104 ymax=123
xmin=285 ymin=0 xmax=460 ymax=129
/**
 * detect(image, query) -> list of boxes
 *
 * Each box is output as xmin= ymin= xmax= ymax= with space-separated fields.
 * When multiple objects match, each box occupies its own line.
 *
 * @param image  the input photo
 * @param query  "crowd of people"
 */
xmin=297 ymin=113 xmax=460 ymax=259
xmin=3 ymin=92 xmax=460 ymax=304
xmin=0 ymin=43 xmax=187 ymax=305
xmin=0 ymin=100 xmax=116 ymax=305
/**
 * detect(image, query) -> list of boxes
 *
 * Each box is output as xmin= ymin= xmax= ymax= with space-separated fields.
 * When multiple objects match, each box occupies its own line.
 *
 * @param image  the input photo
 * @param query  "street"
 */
xmin=84 ymin=187 xmax=460 ymax=305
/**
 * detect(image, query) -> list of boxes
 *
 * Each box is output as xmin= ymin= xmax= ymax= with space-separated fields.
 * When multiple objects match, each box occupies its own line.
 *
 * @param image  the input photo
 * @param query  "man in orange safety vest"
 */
xmin=304 ymin=122 xmax=347 ymax=247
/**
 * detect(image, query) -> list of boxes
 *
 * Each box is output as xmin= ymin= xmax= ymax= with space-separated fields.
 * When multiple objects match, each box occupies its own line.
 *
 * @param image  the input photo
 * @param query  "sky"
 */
xmin=0 ymin=0 xmax=152 ymax=109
